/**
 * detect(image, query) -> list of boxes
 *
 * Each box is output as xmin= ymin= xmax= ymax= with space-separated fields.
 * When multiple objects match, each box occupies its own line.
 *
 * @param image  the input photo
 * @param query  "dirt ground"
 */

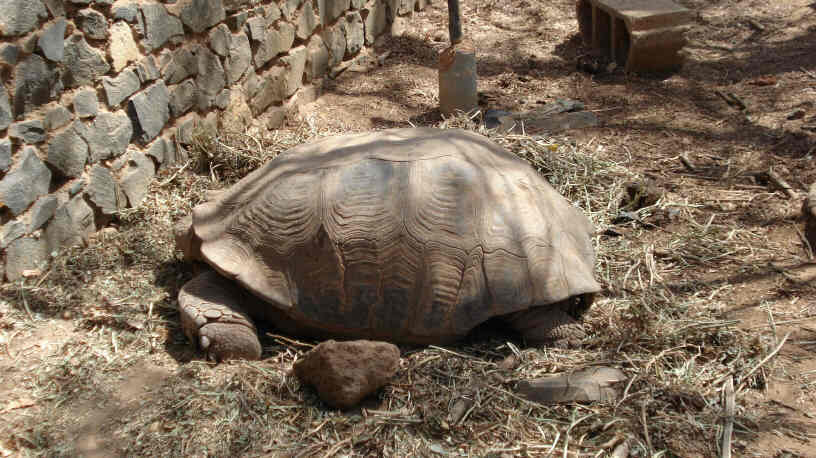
xmin=2 ymin=0 xmax=816 ymax=456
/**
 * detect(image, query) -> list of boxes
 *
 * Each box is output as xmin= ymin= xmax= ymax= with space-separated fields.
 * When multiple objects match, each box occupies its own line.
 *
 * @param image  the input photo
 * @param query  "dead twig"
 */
xmin=767 ymin=168 xmax=796 ymax=199
xmin=720 ymin=377 xmax=735 ymax=458
xmin=679 ymin=154 xmax=696 ymax=172
xmin=738 ymin=332 xmax=791 ymax=391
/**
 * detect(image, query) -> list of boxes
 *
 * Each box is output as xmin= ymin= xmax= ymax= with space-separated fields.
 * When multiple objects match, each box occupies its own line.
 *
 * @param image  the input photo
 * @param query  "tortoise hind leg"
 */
xmin=501 ymin=297 xmax=591 ymax=349
xmin=178 ymin=270 xmax=262 ymax=361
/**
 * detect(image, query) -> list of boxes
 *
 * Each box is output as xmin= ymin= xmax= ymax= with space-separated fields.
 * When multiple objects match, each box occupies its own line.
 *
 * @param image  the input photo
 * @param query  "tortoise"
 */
xmin=174 ymin=128 xmax=600 ymax=361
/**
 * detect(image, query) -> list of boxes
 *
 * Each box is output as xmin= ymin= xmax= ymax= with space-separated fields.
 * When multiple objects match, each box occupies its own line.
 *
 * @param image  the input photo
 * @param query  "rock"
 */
xmin=68 ymin=179 xmax=85 ymax=196
xmin=0 ymin=44 xmax=19 ymax=66
xmin=323 ymin=23 xmax=346 ymax=68
xmin=250 ymin=66 xmax=287 ymax=116
xmin=1 ymin=221 xmax=27 ymax=249
xmin=620 ymin=180 xmax=662 ymax=211
xmin=78 ymin=8 xmax=108 ymax=40
xmin=0 ymin=146 xmax=51 ymax=216
xmin=62 ymin=34 xmax=111 ymax=88
xmin=214 ymin=89 xmax=230 ymax=109
xmin=43 ymin=0 xmax=65 ymax=18
xmin=305 ymin=36 xmax=329 ymax=82
xmin=145 ymin=136 xmax=175 ymax=166
xmin=101 ymin=68 xmax=141 ymax=107
xmin=77 ymin=110 xmax=133 ymax=162
xmin=281 ymin=46 xmax=307 ymax=97
xmin=5 ymin=237 xmax=49 ymax=282
xmin=264 ymin=3 xmax=282 ymax=23
xmin=516 ymin=367 xmax=627 ymax=404
xmin=140 ymin=2 xmax=184 ymax=51
xmin=134 ymin=56 xmax=160 ymax=83
xmin=224 ymin=0 xmax=252 ymax=13
xmin=804 ymin=183 xmax=816 ymax=252
xmin=44 ymin=194 xmax=96 ymax=254
xmin=319 ymin=0 xmax=350 ymax=24
xmin=0 ymin=139 xmax=10 ymax=171
xmin=169 ymin=80 xmax=198 ymax=117
xmin=29 ymin=195 xmax=59 ymax=231
xmin=497 ymin=110 xmax=599 ymax=135
xmin=175 ymin=113 xmax=199 ymax=144
xmin=47 ymin=122 xmax=88 ymax=177
xmin=363 ymin=2 xmax=387 ymax=45
xmin=342 ymin=12 xmax=364 ymax=57
xmin=293 ymin=340 xmax=400 ymax=409
xmin=296 ymin=3 xmax=319 ymax=40
xmin=129 ymin=81 xmax=170 ymax=143
xmin=0 ymin=87 xmax=12 ymax=131
xmin=161 ymin=46 xmax=197 ymax=85
xmin=14 ymin=54 xmax=60 ymax=116
xmin=255 ymin=22 xmax=295 ymax=69
xmin=120 ymin=151 xmax=155 ymax=207
xmin=226 ymin=12 xmax=248 ymax=32
xmin=44 ymin=106 xmax=73 ymax=131
xmin=209 ymin=24 xmax=231 ymax=57
xmin=0 ymin=0 xmax=48 ymax=37
xmin=73 ymin=90 xmax=99 ymax=118
xmin=86 ymin=164 xmax=121 ymax=215
xmin=9 ymin=120 xmax=46 ymax=144
xmin=174 ymin=0 xmax=225 ymax=33
xmin=245 ymin=16 xmax=266 ymax=43
xmin=38 ymin=18 xmax=67 ymax=62
xmin=280 ymin=0 xmax=301 ymax=20
xmin=112 ymin=0 xmax=139 ymax=22
xmin=220 ymin=89 xmax=252 ymax=132
xmin=109 ymin=21 xmax=141 ymax=72
xmin=225 ymin=31 xmax=251 ymax=84
xmin=196 ymin=48 xmax=226 ymax=97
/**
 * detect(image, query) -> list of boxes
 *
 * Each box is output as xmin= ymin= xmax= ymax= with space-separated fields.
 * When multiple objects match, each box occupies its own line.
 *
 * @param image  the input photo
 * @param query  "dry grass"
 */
xmin=1 ymin=113 xmax=804 ymax=457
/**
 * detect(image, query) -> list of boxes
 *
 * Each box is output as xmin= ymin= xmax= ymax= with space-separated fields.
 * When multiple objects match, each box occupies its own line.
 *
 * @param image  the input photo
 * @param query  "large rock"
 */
xmin=102 ymin=68 xmax=141 ymax=107
xmin=145 ymin=135 xmax=179 ymax=167
xmin=209 ymin=24 xmax=231 ymax=57
xmin=245 ymin=16 xmax=266 ymax=43
xmin=13 ymin=54 xmax=60 ymax=116
xmin=0 ymin=0 xmax=48 ymax=37
xmin=294 ymin=340 xmax=400 ymax=409
xmin=44 ymin=195 xmax=96 ymax=254
xmin=134 ymin=56 xmax=160 ymax=83
xmin=296 ymin=3 xmax=319 ymax=40
xmin=318 ymin=0 xmax=350 ymax=25
xmin=141 ymin=3 xmax=184 ymax=51
xmin=9 ymin=120 xmax=46 ymax=144
xmin=112 ymin=0 xmax=139 ymax=22
xmin=225 ymin=31 xmax=251 ymax=84
xmin=0 ymin=87 xmax=10 ymax=131
xmin=78 ymin=8 xmax=108 ymax=40
xmin=323 ymin=23 xmax=346 ymax=68
xmin=76 ymin=110 xmax=133 ymax=162
xmin=62 ymin=34 xmax=111 ymax=88
xmin=73 ymin=89 xmax=99 ymax=118
xmin=5 ymin=237 xmax=49 ymax=281
xmin=255 ymin=22 xmax=295 ymax=68
xmin=305 ymin=36 xmax=329 ymax=81
xmin=280 ymin=0 xmax=302 ymax=21
xmin=282 ymin=46 xmax=307 ymax=97
xmin=0 ymin=139 xmax=10 ymax=171
xmin=129 ymin=81 xmax=170 ymax=143
xmin=219 ymin=88 xmax=252 ymax=132
xmin=38 ymin=18 xmax=67 ymax=63
xmin=109 ymin=21 xmax=141 ymax=72
xmin=47 ymin=123 xmax=88 ymax=177
xmin=0 ymin=146 xmax=51 ymax=216
xmin=86 ymin=164 xmax=121 ymax=215
xmin=29 ymin=195 xmax=59 ymax=231
xmin=196 ymin=48 xmax=226 ymax=98
xmin=169 ymin=80 xmax=198 ymax=117
xmin=363 ymin=2 xmax=387 ymax=45
xmin=120 ymin=151 xmax=155 ymax=207
xmin=174 ymin=0 xmax=225 ymax=33
xmin=342 ymin=12 xmax=364 ymax=57
xmin=1 ymin=221 xmax=27 ymax=249
xmin=250 ymin=66 xmax=287 ymax=116
xmin=44 ymin=106 xmax=73 ymax=131
xmin=0 ymin=44 xmax=19 ymax=66
xmin=161 ymin=46 xmax=198 ymax=85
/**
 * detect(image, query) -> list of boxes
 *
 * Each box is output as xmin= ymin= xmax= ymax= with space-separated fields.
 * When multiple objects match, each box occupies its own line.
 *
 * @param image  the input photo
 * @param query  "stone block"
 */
xmin=0 ymin=0 xmax=48 ymax=37
xmin=102 ymin=68 xmax=141 ymax=107
xmin=9 ymin=120 xmax=46 ymax=144
xmin=209 ymin=24 xmax=232 ymax=56
xmin=0 ymin=87 xmax=9 ymax=131
xmin=141 ymin=2 xmax=184 ymax=51
xmin=38 ymin=18 xmax=67 ymax=63
xmin=296 ymin=3 xmax=320 ymax=40
xmin=342 ymin=12 xmax=364 ymax=57
xmin=577 ymin=0 xmax=692 ymax=73
xmin=73 ymin=89 xmax=99 ymax=118
xmin=0 ymin=147 xmax=51 ymax=216
xmin=45 ymin=106 xmax=73 ymax=131
xmin=323 ymin=23 xmax=346 ymax=68
xmin=196 ymin=48 xmax=226 ymax=97
xmin=161 ymin=46 xmax=198 ymax=84
xmin=363 ymin=2 xmax=387 ymax=45
xmin=109 ymin=21 xmax=141 ymax=72
xmin=1 ymin=221 xmax=27 ymax=249
xmin=62 ymin=34 xmax=111 ymax=88
xmin=44 ymin=194 xmax=96 ymax=254
xmin=255 ymin=22 xmax=296 ymax=69
xmin=86 ymin=164 xmax=121 ymax=215
xmin=135 ymin=56 xmax=161 ymax=83
xmin=29 ymin=195 xmax=59 ymax=231
xmin=5 ymin=237 xmax=48 ymax=281
xmin=78 ymin=8 xmax=109 ymax=40
xmin=76 ymin=110 xmax=133 ymax=162
xmin=0 ymin=44 xmax=19 ymax=66
xmin=170 ymin=80 xmax=198 ymax=117
xmin=226 ymin=31 xmax=252 ymax=84
xmin=129 ymin=81 xmax=171 ymax=143
xmin=174 ymin=0 xmax=226 ymax=33
xmin=14 ymin=54 xmax=60 ymax=117
xmin=0 ymin=139 xmax=10 ymax=172
xmin=47 ymin=123 xmax=88 ymax=177
xmin=305 ymin=36 xmax=329 ymax=81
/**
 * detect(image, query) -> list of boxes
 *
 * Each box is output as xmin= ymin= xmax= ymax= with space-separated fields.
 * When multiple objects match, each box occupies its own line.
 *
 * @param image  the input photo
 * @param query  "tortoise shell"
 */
xmin=186 ymin=128 xmax=600 ymax=342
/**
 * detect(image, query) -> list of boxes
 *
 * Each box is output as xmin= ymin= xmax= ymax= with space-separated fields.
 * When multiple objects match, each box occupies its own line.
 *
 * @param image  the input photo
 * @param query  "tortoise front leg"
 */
xmin=178 ymin=270 xmax=262 ymax=361
xmin=501 ymin=299 xmax=589 ymax=349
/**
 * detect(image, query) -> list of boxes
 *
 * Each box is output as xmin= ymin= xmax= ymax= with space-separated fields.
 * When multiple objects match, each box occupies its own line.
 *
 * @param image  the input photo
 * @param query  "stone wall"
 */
xmin=0 ymin=0 xmax=427 ymax=281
